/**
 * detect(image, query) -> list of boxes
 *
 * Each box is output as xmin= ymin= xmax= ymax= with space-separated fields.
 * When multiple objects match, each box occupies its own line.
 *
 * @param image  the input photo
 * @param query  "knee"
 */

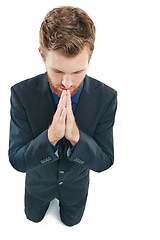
xmin=61 ymin=217 xmax=81 ymax=227
xmin=25 ymin=211 xmax=44 ymax=223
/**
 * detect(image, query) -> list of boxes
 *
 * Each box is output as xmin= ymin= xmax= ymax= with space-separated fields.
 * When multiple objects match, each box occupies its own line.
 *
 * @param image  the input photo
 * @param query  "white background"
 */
xmin=1 ymin=0 xmax=160 ymax=239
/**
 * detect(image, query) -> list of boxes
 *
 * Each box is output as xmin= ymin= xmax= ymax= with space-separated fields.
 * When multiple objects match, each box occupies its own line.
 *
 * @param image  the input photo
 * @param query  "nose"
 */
xmin=62 ymin=74 xmax=72 ymax=89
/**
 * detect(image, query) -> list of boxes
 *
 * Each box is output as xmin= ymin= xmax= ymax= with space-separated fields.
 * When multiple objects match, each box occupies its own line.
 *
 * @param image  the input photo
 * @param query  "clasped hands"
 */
xmin=48 ymin=90 xmax=80 ymax=147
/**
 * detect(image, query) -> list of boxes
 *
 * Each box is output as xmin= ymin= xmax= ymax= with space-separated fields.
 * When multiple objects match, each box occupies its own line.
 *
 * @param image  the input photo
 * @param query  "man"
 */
xmin=9 ymin=6 xmax=117 ymax=226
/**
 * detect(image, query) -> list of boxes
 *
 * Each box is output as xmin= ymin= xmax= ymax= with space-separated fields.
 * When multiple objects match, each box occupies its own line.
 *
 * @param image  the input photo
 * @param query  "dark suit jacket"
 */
xmin=9 ymin=73 xmax=117 ymax=205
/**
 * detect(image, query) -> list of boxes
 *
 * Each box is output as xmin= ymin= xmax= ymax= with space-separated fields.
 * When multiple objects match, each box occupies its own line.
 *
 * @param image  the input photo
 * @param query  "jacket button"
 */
xmin=59 ymin=182 xmax=63 ymax=185
xmin=59 ymin=170 xmax=65 ymax=174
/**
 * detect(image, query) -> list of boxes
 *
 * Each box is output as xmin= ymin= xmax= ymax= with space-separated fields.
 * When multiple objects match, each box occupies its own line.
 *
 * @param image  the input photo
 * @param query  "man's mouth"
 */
xmin=60 ymin=87 xmax=71 ymax=91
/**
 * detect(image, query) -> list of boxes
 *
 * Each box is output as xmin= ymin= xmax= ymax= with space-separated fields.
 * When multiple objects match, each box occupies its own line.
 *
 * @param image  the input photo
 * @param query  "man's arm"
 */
xmin=68 ymin=92 xmax=117 ymax=172
xmin=48 ymin=88 xmax=117 ymax=173
xmin=8 ymin=87 xmax=59 ymax=173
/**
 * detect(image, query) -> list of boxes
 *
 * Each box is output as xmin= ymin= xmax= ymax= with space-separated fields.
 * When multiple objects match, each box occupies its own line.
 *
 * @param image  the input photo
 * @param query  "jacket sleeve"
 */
xmin=68 ymin=91 xmax=117 ymax=173
xmin=8 ymin=87 xmax=59 ymax=173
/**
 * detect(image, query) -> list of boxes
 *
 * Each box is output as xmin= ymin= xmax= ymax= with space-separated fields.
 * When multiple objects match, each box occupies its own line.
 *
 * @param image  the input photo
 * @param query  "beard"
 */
xmin=47 ymin=73 xmax=84 ymax=97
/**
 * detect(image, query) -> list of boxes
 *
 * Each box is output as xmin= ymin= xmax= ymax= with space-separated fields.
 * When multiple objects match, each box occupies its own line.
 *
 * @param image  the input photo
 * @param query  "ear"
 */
xmin=38 ymin=47 xmax=46 ymax=63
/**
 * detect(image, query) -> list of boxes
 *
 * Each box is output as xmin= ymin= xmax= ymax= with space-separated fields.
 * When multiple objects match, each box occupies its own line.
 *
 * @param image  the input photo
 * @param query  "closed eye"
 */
xmin=73 ymin=70 xmax=83 ymax=74
xmin=53 ymin=68 xmax=85 ymax=74
xmin=54 ymin=69 xmax=63 ymax=74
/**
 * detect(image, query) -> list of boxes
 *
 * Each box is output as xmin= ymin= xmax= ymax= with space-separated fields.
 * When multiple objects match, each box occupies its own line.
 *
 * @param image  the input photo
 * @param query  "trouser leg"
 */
xmin=24 ymin=190 xmax=50 ymax=223
xmin=59 ymin=195 xmax=88 ymax=227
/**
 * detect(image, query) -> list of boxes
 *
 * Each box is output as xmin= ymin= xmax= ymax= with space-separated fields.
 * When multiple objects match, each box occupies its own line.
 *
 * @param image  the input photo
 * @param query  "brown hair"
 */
xmin=39 ymin=6 xmax=96 ymax=59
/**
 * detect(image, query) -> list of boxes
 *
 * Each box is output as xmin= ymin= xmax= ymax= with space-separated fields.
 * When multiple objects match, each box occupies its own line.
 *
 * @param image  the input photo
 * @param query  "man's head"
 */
xmin=39 ymin=6 xmax=96 ymax=97
xmin=39 ymin=6 xmax=95 ymax=60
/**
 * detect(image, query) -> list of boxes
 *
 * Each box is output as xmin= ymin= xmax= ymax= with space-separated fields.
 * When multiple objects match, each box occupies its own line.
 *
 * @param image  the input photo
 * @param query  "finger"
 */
xmin=59 ymin=90 xmax=66 ymax=107
xmin=66 ymin=90 xmax=72 ymax=111
xmin=59 ymin=107 xmax=66 ymax=125
xmin=53 ymin=93 xmax=66 ymax=125
xmin=66 ymin=104 xmax=71 ymax=122
xmin=66 ymin=102 xmax=74 ymax=128
xmin=56 ymin=91 xmax=67 ymax=116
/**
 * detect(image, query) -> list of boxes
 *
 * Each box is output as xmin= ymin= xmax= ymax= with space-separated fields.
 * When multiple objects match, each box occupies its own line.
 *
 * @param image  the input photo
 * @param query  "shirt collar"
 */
xmin=50 ymin=81 xmax=84 ymax=106
xmin=71 ymin=81 xmax=84 ymax=104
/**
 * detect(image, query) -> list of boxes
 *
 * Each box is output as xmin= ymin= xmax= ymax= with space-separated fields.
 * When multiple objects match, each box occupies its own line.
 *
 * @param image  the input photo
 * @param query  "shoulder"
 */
xmin=85 ymin=75 xmax=117 ymax=101
xmin=10 ymin=73 xmax=48 ymax=103
xmin=11 ymin=72 xmax=46 ymax=92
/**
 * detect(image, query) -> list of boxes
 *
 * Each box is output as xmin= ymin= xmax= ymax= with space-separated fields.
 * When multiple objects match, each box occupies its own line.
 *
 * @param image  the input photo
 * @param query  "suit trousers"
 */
xmin=24 ymin=190 xmax=87 ymax=227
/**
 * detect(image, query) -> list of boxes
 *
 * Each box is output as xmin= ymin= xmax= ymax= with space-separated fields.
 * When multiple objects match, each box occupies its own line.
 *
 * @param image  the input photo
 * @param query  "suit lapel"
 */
xmin=75 ymin=75 xmax=96 ymax=134
xmin=35 ymin=72 xmax=56 ymax=130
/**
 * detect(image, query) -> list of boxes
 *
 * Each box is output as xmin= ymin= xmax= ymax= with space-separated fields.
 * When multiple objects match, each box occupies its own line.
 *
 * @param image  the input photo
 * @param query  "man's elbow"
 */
xmin=8 ymin=150 xmax=26 ymax=173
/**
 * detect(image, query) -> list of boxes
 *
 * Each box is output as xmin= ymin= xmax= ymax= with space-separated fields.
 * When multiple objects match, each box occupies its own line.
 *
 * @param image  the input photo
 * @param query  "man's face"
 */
xmin=40 ymin=47 xmax=90 ymax=97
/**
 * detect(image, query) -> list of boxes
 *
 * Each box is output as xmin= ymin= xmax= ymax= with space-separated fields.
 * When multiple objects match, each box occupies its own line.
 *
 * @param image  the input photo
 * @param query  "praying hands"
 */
xmin=48 ymin=90 xmax=80 ymax=147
